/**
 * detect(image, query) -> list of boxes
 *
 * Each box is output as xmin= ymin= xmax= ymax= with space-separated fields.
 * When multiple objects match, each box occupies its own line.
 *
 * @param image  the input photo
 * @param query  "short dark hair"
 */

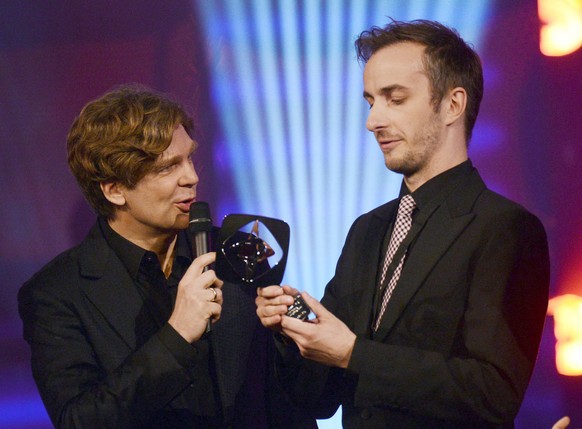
xmin=355 ymin=19 xmax=483 ymax=144
xmin=67 ymin=84 xmax=194 ymax=219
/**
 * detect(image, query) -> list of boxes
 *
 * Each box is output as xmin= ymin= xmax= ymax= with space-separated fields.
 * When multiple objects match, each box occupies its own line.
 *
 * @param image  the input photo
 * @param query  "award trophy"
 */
xmin=215 ymin=214 xmax=310 ymax=320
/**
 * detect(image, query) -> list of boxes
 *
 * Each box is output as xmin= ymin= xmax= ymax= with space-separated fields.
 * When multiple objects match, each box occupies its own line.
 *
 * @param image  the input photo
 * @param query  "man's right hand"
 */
xmin=255 ymin=285 xmax=298 ymax=331
xmin=169 ymin=252 xmax=223 ymax=343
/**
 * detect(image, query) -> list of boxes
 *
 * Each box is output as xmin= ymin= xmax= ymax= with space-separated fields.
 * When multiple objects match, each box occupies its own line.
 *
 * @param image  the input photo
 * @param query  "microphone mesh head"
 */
xmin=189 ymin=202 xmax=212 ymax=233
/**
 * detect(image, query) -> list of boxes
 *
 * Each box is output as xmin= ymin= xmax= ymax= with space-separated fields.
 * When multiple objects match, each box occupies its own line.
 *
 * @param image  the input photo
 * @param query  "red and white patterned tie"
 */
xmin=373 ymin=194 xmax=416 ymax=331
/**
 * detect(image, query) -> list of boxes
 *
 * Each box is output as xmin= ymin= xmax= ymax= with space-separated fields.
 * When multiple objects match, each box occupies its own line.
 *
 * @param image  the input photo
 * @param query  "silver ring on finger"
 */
xmin=209 ymin=287 xmax=218 ymax=302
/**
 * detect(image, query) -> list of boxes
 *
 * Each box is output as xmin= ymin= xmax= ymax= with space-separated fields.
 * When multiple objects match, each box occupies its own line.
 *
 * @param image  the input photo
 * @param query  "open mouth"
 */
xmin=176 ymin=198 xmax=195 ymax=212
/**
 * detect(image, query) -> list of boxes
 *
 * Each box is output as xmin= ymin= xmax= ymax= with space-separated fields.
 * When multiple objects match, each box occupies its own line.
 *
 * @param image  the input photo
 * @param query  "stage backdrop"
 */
xmin=1 ymin=1 xmax=581 ymax=428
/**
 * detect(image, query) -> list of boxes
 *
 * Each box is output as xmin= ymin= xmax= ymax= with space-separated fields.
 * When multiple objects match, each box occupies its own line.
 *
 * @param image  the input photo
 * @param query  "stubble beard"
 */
xmin=383 ymin=114 xmax=441 ymax=178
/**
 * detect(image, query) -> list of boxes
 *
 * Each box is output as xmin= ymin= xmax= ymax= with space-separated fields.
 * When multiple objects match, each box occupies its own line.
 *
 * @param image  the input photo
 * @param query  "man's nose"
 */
xmin=366 ymin=104 xmax=387 ymax=132
xmin=182 ymin=162 xmax=199 ymax=187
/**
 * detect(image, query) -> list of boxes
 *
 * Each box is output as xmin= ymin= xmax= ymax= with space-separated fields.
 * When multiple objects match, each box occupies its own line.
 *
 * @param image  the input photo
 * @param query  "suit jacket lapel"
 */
xmin=374 ymin=170 xmax=487 ymax=340
xmin=78 ymin=223 xmax=145 ymax=350
xmin=211 ymin=282 xmax=257 ymax=412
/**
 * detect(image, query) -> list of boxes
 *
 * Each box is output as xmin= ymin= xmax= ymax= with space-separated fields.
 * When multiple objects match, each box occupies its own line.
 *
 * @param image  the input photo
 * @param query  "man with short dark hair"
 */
xmin=256 ymin=20 xmax=550 ymax=428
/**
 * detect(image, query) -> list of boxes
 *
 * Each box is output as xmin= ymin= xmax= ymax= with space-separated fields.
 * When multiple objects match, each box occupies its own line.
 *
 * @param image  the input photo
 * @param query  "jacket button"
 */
xmin=360 ymin=408 xmax=371 ymax=420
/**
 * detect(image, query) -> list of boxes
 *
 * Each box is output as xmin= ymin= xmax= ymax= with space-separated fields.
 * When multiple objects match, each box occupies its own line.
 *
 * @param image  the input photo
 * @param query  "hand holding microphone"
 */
xmin=167 ymin=202 xmax=222 ymax=342
xmin=168 ymin=252 xmax=223 ymax=342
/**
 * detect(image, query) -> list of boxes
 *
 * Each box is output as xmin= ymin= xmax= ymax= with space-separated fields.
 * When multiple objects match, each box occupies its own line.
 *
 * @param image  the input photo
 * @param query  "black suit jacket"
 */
xmin=18 ymin=221 xmax=316 ymax=429
xmin=278 ymin=166 xmax=550 ymax=428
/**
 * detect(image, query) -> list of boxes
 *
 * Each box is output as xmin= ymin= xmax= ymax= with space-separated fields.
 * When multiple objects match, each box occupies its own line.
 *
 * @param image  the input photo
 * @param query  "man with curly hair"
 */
xmin=19 ymin=85 xmax=315 ymax=429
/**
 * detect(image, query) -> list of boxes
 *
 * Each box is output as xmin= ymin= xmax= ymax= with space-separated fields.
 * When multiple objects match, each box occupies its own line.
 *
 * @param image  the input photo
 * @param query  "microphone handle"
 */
xmin=193 ymin=231 xmax=212 ymax=334
xmin=193 ymin=232 xmax=209 ymax=259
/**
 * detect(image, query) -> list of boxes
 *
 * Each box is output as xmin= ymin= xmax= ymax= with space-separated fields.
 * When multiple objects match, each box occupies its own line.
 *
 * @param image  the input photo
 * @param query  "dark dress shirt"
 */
xmin=100 ymin=219 xmax=221 ymax=420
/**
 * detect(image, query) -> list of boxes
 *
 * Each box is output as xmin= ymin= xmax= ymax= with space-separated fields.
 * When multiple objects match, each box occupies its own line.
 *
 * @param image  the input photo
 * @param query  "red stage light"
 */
xmin=539 ymin=0 xmax=582 ymax=56
xmin=548 ymin=294 xmax=582 ymax=376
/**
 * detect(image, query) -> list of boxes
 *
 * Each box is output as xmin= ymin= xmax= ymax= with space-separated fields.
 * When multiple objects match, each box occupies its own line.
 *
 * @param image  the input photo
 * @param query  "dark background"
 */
xmin=1 ymin=1 xmax=581 ymax=427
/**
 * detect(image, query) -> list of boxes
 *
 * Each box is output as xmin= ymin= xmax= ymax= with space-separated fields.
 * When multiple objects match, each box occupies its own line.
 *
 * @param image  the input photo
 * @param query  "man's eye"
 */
xmin=391 ymin=98 xmax=404 ymax=105
xmin=157 ymin=164 xmax=175 ymax=173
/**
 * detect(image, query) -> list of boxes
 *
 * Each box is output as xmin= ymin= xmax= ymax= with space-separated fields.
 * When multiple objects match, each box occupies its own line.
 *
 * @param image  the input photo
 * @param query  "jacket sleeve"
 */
xmin=18 ymin=271 xmax=208 ymax=429
xmin=273 ymin=216 xmax=366 ymax=419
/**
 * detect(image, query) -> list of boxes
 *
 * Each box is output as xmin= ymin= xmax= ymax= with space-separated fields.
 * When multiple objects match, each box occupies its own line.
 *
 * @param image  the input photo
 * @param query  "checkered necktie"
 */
xmin=373 ymin=194 xmax=416 ymax=331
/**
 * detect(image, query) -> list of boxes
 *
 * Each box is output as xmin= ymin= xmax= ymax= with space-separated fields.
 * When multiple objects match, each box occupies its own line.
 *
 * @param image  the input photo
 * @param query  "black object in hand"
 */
xmin=286 ymin=294 xmax=311 ymax=320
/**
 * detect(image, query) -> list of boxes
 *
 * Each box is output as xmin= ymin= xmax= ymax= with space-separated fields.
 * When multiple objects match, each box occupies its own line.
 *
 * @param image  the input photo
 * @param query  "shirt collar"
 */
xmin=99 ymin=217 xmax=146 ymax=281
xmin=98 ymin=217 xmax=192 ymax=281
xmin=399 ymin=159 xmax=474 ymax=210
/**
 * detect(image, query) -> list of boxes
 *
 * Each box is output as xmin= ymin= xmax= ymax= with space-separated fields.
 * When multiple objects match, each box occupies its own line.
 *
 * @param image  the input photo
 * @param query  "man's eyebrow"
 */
xmin=154 ymin=155 xmax=180 ymax=169
xmin=154 ymin=138 xmax=198 ymax=169
xmin=363 ymin=84 xmax=409 ymax=99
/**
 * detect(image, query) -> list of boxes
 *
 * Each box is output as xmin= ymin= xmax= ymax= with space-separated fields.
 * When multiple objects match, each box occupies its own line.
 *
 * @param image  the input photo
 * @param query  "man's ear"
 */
xmin=100 ymin=182 xmax=126 ymax=207
xmin=444 ymin=87 xmax=467 ymax=126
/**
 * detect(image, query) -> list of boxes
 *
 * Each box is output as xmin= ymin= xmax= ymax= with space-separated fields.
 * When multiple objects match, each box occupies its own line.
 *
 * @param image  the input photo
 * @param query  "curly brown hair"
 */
xmin=67 ymin=84 xmax=194 ymax=219
xmin=355 ymin=19 xmax=483 ymax=145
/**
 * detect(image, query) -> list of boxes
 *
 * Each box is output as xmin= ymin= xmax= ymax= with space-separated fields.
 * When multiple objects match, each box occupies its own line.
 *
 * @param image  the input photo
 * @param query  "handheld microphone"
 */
xmin=188 ymin=201 xmax=213 ymax=333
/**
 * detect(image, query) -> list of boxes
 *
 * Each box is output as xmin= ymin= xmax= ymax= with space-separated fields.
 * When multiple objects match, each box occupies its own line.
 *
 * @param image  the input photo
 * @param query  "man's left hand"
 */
xmin=280 ymin=292 xmax=356 ymax=368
